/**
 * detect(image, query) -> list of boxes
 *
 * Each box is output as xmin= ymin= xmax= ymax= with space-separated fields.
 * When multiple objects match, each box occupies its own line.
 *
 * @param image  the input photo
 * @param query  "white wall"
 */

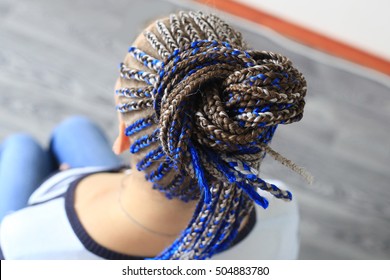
xmin=234 ymin=0 xmax=390 ymax=61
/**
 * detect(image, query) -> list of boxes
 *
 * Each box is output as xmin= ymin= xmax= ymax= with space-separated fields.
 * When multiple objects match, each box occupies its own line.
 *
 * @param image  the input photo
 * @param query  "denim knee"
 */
xmin=2 ymin=133 xmax=43 ymax=154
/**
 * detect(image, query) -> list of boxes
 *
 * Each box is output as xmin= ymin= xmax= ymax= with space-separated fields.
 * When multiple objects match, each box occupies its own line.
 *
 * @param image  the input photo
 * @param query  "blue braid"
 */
xmin=168 ymin=112 xmax=192 ymax=165
xmin=119 ymin=63 xmax=157 ymax=85
xmin=130 ymin=129 xmax=159 ymax=153
xmin=236 ymin=181 xmax=269 ymax=208
xmin=116 ymin=87 xmax=153 ymax=99
xmin=188 ymin=143 xmax=211 ymax=204
xmin=152 ymin=191 xmax=207 ymax=260
xmin=152 ymin=175 xmax=196 ymax=202
xmin=226 ymin=146 xmax=262 ymax=156
xmin=136 ymin=146 xmax=165 ymax=171
xmin=185 ymin=197 xmax=217 ymax=259
xmin=198 ymin=189 xmax=233 ymax=256
xmin=125 ymin=115 xmax=155 ymax=136
xmin=128 ymin=46 xmax=163 ymax=71
xmin=146 ymin=158 xmax=174 ymax=182
xmin=210 ymin=151 xmax=269 ymax=208
xmin=116 ymin=100 xmax=153 ymax=113
xmin=212 ymin=195 xmax=246 ymax=255
xmin=231 ymin=164 xmax=292 ymax=201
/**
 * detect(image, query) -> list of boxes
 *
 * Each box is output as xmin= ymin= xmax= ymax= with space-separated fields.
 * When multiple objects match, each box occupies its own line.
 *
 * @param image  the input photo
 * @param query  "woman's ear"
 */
xmin=112 ymin=121 xmax=130 ymax=155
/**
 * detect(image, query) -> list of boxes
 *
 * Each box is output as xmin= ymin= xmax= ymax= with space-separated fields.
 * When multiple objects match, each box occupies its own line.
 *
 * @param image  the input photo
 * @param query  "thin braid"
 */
xmin=124 ymin=115 xmax=156 ymax=136
xmin=116 ymin=87 xmax=153 ymax=99
xmin=179 ymin=11 xmax=201 ymax=41
xmin=206 ymin=14 xmax=230 ymax=42
xmin=199 ymin=183 xmax=239 ymax=253
xmin=136 ymin=146 xmax=165 ymax=171
xmin=210 ymin=188 xmax=243 ymax=253
xmin=194 ymin=187 xmax=238 ymax=259
xmin=116 ymin=99 xmax=153 ymax=113
xmin=262 ymin=145 xmax=313 ymax=184
xmin=188 ymin=11 xmax=218 ymax=40
xmin=208 ymin=14 xmax=242 ymax=46
xmin=128 ymin=46 xmax=163 ymax=72
xmin=147 ymin=158 xmax=174 ymax=182
xmin=162 ymin=177 xmax=198 ymax=202
xmin=170 ymin=14 xmax=190 ymax=48
xmin=170 ymin=185 xmax=221 ymax=259
xmin=117 ymin=11 xmax=309 ymax=260
xmin=144 ymin=31 xmax=170 ymax=59
xmin=156 ymin=21 xmax=179 ymax=52
xmin=119 ymin=63 xmax=157 ymax=85
xmin=129 ymin=129 xmax=159 ymax=153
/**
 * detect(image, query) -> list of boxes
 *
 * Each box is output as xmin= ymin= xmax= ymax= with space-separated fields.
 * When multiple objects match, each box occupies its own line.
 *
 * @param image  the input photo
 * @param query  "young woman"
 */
xmin=0 ymin=11 xmax=308 ymax=260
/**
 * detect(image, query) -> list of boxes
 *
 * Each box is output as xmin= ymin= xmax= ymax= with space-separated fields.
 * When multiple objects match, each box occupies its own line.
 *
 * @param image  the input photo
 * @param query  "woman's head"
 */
xmin=114 ymin=12 xmax=250 ymax=200
xmin=114 ymin=11 xmax=307 ymax=259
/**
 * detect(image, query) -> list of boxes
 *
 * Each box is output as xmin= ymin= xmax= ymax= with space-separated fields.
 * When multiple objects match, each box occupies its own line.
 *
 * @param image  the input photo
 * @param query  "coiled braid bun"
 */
xmin=116 ymin=11 xmax=309 ymax=259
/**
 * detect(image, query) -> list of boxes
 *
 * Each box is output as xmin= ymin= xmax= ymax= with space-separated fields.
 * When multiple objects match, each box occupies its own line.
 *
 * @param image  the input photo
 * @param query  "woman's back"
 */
xmin=1 ymin=167 xmax=299 ymax=259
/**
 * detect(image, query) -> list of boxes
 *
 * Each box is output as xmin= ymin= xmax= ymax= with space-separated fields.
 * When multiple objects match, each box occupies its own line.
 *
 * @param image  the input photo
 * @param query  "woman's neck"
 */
xmin=119 ymin=169 xmax=198 ymax=237
xmin=74 ymin=169 xmax=198 ymax=257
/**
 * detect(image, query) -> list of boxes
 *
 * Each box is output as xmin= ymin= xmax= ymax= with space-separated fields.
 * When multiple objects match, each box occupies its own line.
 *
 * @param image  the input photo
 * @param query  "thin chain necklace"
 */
xmin=118 ymin=171 xmax=179 ymax=238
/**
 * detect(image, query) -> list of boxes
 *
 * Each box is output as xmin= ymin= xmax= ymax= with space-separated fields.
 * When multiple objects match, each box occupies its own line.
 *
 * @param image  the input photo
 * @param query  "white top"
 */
xmin=0 ymin=167 xmax=299 ymax=260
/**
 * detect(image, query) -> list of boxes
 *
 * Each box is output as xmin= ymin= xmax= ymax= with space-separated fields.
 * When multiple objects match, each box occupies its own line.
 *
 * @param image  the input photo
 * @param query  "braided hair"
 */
xmin=116 ymin=11 xmax=308 ymax=259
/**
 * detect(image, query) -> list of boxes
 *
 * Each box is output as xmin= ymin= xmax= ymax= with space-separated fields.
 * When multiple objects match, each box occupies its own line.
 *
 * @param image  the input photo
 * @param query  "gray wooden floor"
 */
xmin=0 ymin=0 xmax=389 ymax=259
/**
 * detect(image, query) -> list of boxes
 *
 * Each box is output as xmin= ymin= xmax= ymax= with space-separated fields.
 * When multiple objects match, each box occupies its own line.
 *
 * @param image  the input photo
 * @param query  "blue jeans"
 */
xmin=0 ymin=116 xmax=122 ymax=220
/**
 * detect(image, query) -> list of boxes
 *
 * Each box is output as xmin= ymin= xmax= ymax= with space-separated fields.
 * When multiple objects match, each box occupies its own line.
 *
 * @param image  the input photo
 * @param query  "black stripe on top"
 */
xmin=0 ymin=245 xmax=4 ymax=260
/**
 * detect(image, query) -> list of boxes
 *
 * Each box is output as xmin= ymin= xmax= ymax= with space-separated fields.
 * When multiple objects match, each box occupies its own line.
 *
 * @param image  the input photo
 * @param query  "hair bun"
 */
xmin=155 ymin=40 xmax=307 ymax=173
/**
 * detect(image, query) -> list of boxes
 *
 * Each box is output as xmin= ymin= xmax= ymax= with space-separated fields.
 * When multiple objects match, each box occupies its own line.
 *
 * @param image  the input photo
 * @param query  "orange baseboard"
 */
xmin=196 ymin=0 xmax=390 ymax=76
